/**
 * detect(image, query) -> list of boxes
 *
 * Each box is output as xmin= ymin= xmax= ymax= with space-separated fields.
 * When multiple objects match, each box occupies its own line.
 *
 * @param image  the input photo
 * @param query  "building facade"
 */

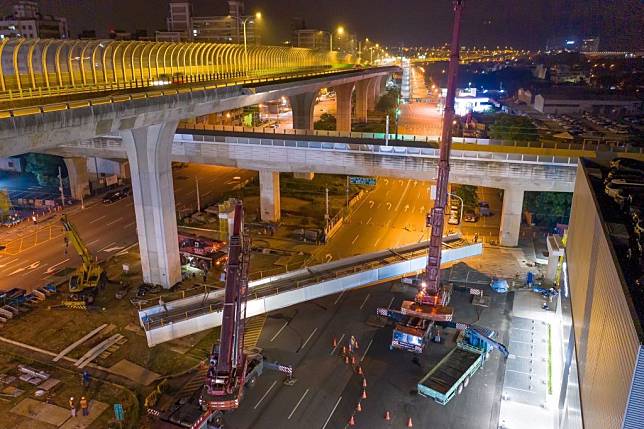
xmin=534 ymin=90 xmax=642 ymax=115
xmin=563 ymin=159 xmax=644 ymax=429
xmin=292 ymin=29 xmax=330 ymax=50
xmin=0 ymin=0 xmax=68 ymax=39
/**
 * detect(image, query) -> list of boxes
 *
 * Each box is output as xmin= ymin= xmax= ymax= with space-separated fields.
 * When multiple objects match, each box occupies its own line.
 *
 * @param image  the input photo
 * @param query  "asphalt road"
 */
xmin=224 ymin=264 xmax=510 ymax=429
xmin=0 ymin=164 xmax=255 ymax=292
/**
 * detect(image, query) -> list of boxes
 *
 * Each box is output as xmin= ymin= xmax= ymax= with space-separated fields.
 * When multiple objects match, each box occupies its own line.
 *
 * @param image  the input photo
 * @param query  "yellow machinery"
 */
xmin=61 ymin=215 xmax=106 ymax=304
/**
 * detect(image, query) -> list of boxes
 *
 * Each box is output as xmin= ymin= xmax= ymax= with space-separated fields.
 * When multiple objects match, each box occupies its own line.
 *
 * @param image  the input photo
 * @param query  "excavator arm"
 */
xmin=61 ymin=214 xmax=93 ymax=268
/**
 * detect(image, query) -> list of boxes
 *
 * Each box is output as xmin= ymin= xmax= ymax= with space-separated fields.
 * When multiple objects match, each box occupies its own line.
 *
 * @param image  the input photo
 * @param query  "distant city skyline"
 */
xmin=8 ymin=0 xmax=643 ymax=50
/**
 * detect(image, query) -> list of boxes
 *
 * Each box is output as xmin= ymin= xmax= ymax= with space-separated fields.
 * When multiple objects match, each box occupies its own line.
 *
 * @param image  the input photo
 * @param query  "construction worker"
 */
xmin=82 ymin=370 xmax=90 ymax=387
xmin=69 ymin=397 xmax=76 ymax=417
xmin=80 ymin=397 xmax=89 ymax=416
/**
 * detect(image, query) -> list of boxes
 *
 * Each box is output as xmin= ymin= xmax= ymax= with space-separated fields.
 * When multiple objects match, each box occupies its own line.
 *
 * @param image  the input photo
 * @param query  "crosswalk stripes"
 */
xmin=244 ymin=314 xmax=267 ymax=350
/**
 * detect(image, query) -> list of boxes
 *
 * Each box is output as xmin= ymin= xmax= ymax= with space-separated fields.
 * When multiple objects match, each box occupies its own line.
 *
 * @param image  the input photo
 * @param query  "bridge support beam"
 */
xmin=63 ymin=157 xmax=90 ymax=201
xmin=259 ymin=170 xmax=280 ymax=222
xmin=367 ymin=78 xmax=378 ymax=111
xmin=289 ymin=91 xmax=317 ymax=130
xmin=121 ymin=121 xmax=181 ymax=289
xmin=499 ymin=187 xmax=525 ymax=247
xmin=334 ymin=83 xmax=354 ymax=132
xmin=355 ymin=80 xmax=370 ymax=123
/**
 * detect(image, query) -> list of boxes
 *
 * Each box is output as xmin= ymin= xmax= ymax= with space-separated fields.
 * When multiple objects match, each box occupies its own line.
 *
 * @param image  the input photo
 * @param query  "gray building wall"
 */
xmin=566 ymin=162 xmax=644 ymax=429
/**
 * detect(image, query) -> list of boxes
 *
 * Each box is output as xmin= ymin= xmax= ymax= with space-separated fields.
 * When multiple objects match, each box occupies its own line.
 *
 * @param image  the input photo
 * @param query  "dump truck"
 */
xmin=417 ymin=323 xmax=508 ymax=405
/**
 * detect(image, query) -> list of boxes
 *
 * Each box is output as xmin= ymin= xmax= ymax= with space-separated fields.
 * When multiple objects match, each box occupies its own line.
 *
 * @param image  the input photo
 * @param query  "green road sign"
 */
xmin=349 ymin=176 xmax=377 ymax=186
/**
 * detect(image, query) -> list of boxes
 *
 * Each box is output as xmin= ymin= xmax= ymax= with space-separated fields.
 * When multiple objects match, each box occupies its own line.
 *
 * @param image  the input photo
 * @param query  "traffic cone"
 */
xmin=332 ymin=337 xmax=337 ymax=348
xmin=361 ymin=389 xmax=367 ymax=399
xmin=357 ymin=366 xmax=363 ymax=375
xmin=344 ymin=355 xmax=350 ymax=364
xmin=384 ymin=410 xmax=391 ymax=420
xmin=351 ymin=356 xmax=357 ymax=365
xmin=407 ymin=417 xmax=413 ymax=427
xmin=342 ymin=346 xmax=347 ymax=355
xmin=356 ymin=402 xmax=362 ymax=412
xmin=349 ymin=415 xmax=356 ymax=426
xmin=362 ymin=378 xmax=367 ymax=388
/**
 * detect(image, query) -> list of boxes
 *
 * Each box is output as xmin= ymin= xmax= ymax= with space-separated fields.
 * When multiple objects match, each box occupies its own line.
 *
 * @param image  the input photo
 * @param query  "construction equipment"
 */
xmin=61 ymin=215 xmax=106 ymax=304
xmin=416 ymin=322 xmax=508 ymax=405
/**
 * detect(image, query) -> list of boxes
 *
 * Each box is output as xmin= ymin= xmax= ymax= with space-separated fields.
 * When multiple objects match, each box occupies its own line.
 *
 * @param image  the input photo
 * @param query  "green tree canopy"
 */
xmin=488 ymin=114 xmax=538 ymax=141
xmin=314 ymin=113 xmax=337 ymax=131
xmin=376 ymin=88 xmax=400 ymax=117
xmin=524 ymin=192 xmax=573 ymax=227
xmin=0 ymin=190 xmax=11 ymax=220
xmin=23 ymin=153 xmax=64 ymax=187
xmin=453 ymin=185 xmax=479 ymax=210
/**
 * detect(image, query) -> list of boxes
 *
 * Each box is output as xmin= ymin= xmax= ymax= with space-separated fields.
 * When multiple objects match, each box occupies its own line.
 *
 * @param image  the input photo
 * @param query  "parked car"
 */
xmin=479 ymin=201 xmax=491 ymax=217
xmin=463 ymin=210 xmax=478 ymax=223
xmin=102 ymin=187 xmax=130 ymax=204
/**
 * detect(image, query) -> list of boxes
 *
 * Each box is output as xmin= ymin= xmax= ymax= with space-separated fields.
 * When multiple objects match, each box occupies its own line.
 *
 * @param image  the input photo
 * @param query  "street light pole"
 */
xmin=195 ymin=177 xmax=201 ymax=212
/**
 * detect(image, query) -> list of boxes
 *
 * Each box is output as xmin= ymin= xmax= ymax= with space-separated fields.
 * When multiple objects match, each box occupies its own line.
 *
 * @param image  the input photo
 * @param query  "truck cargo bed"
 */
xmin=419 ymin=347 xmax=480 ymax=394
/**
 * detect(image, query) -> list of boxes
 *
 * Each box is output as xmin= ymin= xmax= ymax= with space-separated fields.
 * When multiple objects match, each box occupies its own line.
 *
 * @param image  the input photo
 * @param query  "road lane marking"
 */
xmin=299 ymin=328 xmax=318 ymax=352
xmin=351 ymin=234 xmax=359 ymax=245
xmin=287 ymin=388 xmax=310 ymax=420
xmin=373 ymin=236 xmax=382 ymax=247
xmin=89 ymin=215 xmax=106 ymax=224
xmin=394 ymin=180 xmax=411 ymax=212
xmin=330 ymin=333 xmax=345 ymax=355
xmin=202 ymin=190 xmax=213 ymax=198
xmin=366 ymin=217 xmax=372 ymax=225
xmin=45 ymin=258 xmax=70 ymax=274
xmin=106 ymin=217 xmax=123 ymax=226
xmin=270 ymin=321 xmax=289 ymax=342
xmin=387 ymin=296 xmax=395 ymax=309
xmin=86 ymin=239 xmax=100 ymax=246
xmin=360 ymin=338 xmax=374 ymax=362
xmin=333 ymin=290 xmax=345 ymax=305
xmin=0 ymin=258 xmax=18 ymax=268
xmin=124 ymin=221 xmax=136 ymax=229
xmin=98 ymin=242 xmax=116 ymax=252
xmin=359 ymin=293 xmax=370 ymax=310
xmin=321 ymin=396 xmax=343 ymax=429
xmin=252 ymin=379 xmax=277 ymax=409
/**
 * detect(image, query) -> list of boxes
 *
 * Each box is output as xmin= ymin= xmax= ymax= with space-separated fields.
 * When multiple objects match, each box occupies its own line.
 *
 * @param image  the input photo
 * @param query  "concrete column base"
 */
xmin=259 ymin=170 xmax=280 ymax=222
xmin=334 ymin=83 xmax=354 ymax=132
xmin=63 ymin=157 xmax=90 ymax=201
xmin=355 ymin=80 xmax=370 ymax=122
xmin=293 ymin=172 xmax=314 ymax=180
xmin=500 ymin=187 xmax=525 ymax=247
xmin=121 ymin=122 xmax=182 ymax=289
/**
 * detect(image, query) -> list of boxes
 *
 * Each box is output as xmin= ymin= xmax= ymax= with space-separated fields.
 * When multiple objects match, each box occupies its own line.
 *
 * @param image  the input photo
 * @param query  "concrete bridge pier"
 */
xmin=63 ymin=157 xmax=90 ymax=201
xmin=355 ymin=80 xmax=370 ymax=123
xmin=367 ymin=78 xmax=378 ymax=111
xmin=259 ymin=170 xmax=280 ymax=222
xmin=121 ymin=121 xmax=182 ymax=289
xmin=289 ymin=91 xmax=318 ymax=130
xmin=334 ymin=82 xmax=354 ymax=132
xmin=499 ymin=187 xmax=525 ymax=247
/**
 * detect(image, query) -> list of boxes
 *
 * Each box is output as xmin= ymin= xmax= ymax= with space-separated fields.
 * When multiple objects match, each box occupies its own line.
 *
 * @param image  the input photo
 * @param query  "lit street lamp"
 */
xmin=330 ymin=25 xmax=345 ymax=51
xmin=241 ymin=11 xmax=262 ymax=74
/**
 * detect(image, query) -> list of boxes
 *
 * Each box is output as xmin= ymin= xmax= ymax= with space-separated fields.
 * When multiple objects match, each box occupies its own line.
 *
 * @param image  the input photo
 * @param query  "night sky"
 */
xmin=12 ymin=0 xmax=644 ymax=50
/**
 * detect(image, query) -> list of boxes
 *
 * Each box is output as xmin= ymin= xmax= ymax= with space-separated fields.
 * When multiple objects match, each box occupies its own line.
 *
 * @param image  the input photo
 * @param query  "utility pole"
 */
xmin=195 ymin=177 xmax=201 ymax=212
xmin=325 ymin=188 xmax=330 ymax=229
xmin=58 ymin=166 xmax=65 ymax=208
xmin=385 ymin=114 xmax=390 ymax=146
xmin=345 ymin=176 xmax=350 ymax=210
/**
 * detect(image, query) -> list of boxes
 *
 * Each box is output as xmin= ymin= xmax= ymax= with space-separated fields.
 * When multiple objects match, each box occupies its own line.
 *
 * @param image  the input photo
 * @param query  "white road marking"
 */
xmin=98 ymin=242 xmax=116 ymax=252
xmin=359 ymin=293 xmax=370 ymax=310
xmin=366 ymin=217 xmax=372 ymax=225
xmin=89 ymin=215 xmax=107 ymax=224
xmin=351 ymin=234 xmax=359 ymax=245
xmin=45 ymin=258 xmax=70 ymax=274
xmin=0 ymin=258 xmax=18 ymax=268
xmin=330 ymin=333 xmax=345 ymax=355
xmin=115 ymin=242 xmax=138 ymax=256
xmin=360 ymin=338 xmax=374 ymax=362
xmin=373 ymin=236 xmax=382 ymax=247
xmin=124 ymin=221 xmax=136 ymax=229
xmin=253 ymin=380 xmax=277 ymax=410
xmin=394 ymin=180 xmax=412 ymax=212
xmin=287 ymin=388 xmax=310 ymax=420
xmin=387 ymin=296 xmax=396 ymax=309
xmin=86 ymin=239 xmax=100 ymax=246
xmin=300 ymin=328 xmax=318 ymax=350
xmin=106 ymin=217 xmax=123 ymax=226
xmin=333 ymin=290 xmax=345 ymax=305
xmin=321 ymin=396 xmax=343 ymax=429
xmin=270 ymin=321 xmax=289 ymax=342
xmin=202 ymin=190 xmax=213 ymax=198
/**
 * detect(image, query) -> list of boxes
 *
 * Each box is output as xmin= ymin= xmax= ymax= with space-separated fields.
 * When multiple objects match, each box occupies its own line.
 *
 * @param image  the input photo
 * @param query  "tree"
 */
xmin=376 ymin=88 xmax=400 ymax=117
xmin=23 ymin=153 xmax=64 ymax=187
xmin=453 ymin=185 xmax=478 ymax=210
xmin=0 ymin=190 xmax=10 ymax=220
xmin=314 ymin=113 xmax=337 ymax=131
xmin=523 ymin=192 xmax=573 ymax=227
xmin=488 ymin=114 xmax=538 ymax=141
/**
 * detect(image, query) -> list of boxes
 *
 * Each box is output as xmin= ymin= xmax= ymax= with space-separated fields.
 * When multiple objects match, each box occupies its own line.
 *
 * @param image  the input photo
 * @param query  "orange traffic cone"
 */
xmin=407 ymin=417 xmax=413 ymax=427
xmin=356 ymin=402 xmax=362 ymax=412
xmin=357 ymin=366 xmax=363 ymax=375
xmin=361 ymin=389 xmax=367 ymax=399
xmin=344 ymin=355 xmax=350 ymax=364
xmin=362 ymin=378 xmax=367 ymax=388
xmin=349 ymin=415 xmax=356 ymax=426
xmin=342 ymin=346 xmax=347 ymax=355
xmin=332 ymin=337 xmax=337 ymax=348
xmin=351 ymin=356 xmax=357 ymax=365
xmin=384 ymin=410 xmax=391 ymax=420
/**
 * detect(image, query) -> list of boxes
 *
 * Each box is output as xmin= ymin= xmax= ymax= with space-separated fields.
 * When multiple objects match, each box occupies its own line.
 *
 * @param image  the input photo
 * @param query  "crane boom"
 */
xmin=424 ymin=0 xmax=464 ymax=296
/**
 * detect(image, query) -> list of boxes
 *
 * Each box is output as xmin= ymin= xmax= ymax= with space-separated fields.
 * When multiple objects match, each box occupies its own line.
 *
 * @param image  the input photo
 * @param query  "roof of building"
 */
xmin=581 ymin=158 xmax=644 ymax=340
xmin=537 ymin=86 xmax=640 ymax=102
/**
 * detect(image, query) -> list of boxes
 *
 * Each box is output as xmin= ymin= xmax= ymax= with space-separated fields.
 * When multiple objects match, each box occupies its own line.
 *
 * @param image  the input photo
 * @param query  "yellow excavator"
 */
xmin=61 ymin=215 xmax=106 ymax=304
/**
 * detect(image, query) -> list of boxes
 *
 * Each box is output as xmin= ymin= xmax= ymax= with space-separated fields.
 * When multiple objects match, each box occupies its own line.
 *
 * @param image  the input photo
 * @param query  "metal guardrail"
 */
xmin=0 ymin=66 xmax=372 ymax=118
xmin=180 ymin=123 xmax=644 ymax=156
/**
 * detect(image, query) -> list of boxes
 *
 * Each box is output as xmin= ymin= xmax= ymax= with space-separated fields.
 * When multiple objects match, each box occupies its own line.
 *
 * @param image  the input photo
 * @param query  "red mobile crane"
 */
xmin=416 ymin=0 xmax=464 ymax=312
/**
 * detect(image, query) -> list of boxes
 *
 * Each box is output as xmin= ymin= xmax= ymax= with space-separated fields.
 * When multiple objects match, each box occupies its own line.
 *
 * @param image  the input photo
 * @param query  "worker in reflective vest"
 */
xmin=80 ymin=397 xmax=89 ymax=416
xmin=69 ymin=397 xmax=76 ymax=417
